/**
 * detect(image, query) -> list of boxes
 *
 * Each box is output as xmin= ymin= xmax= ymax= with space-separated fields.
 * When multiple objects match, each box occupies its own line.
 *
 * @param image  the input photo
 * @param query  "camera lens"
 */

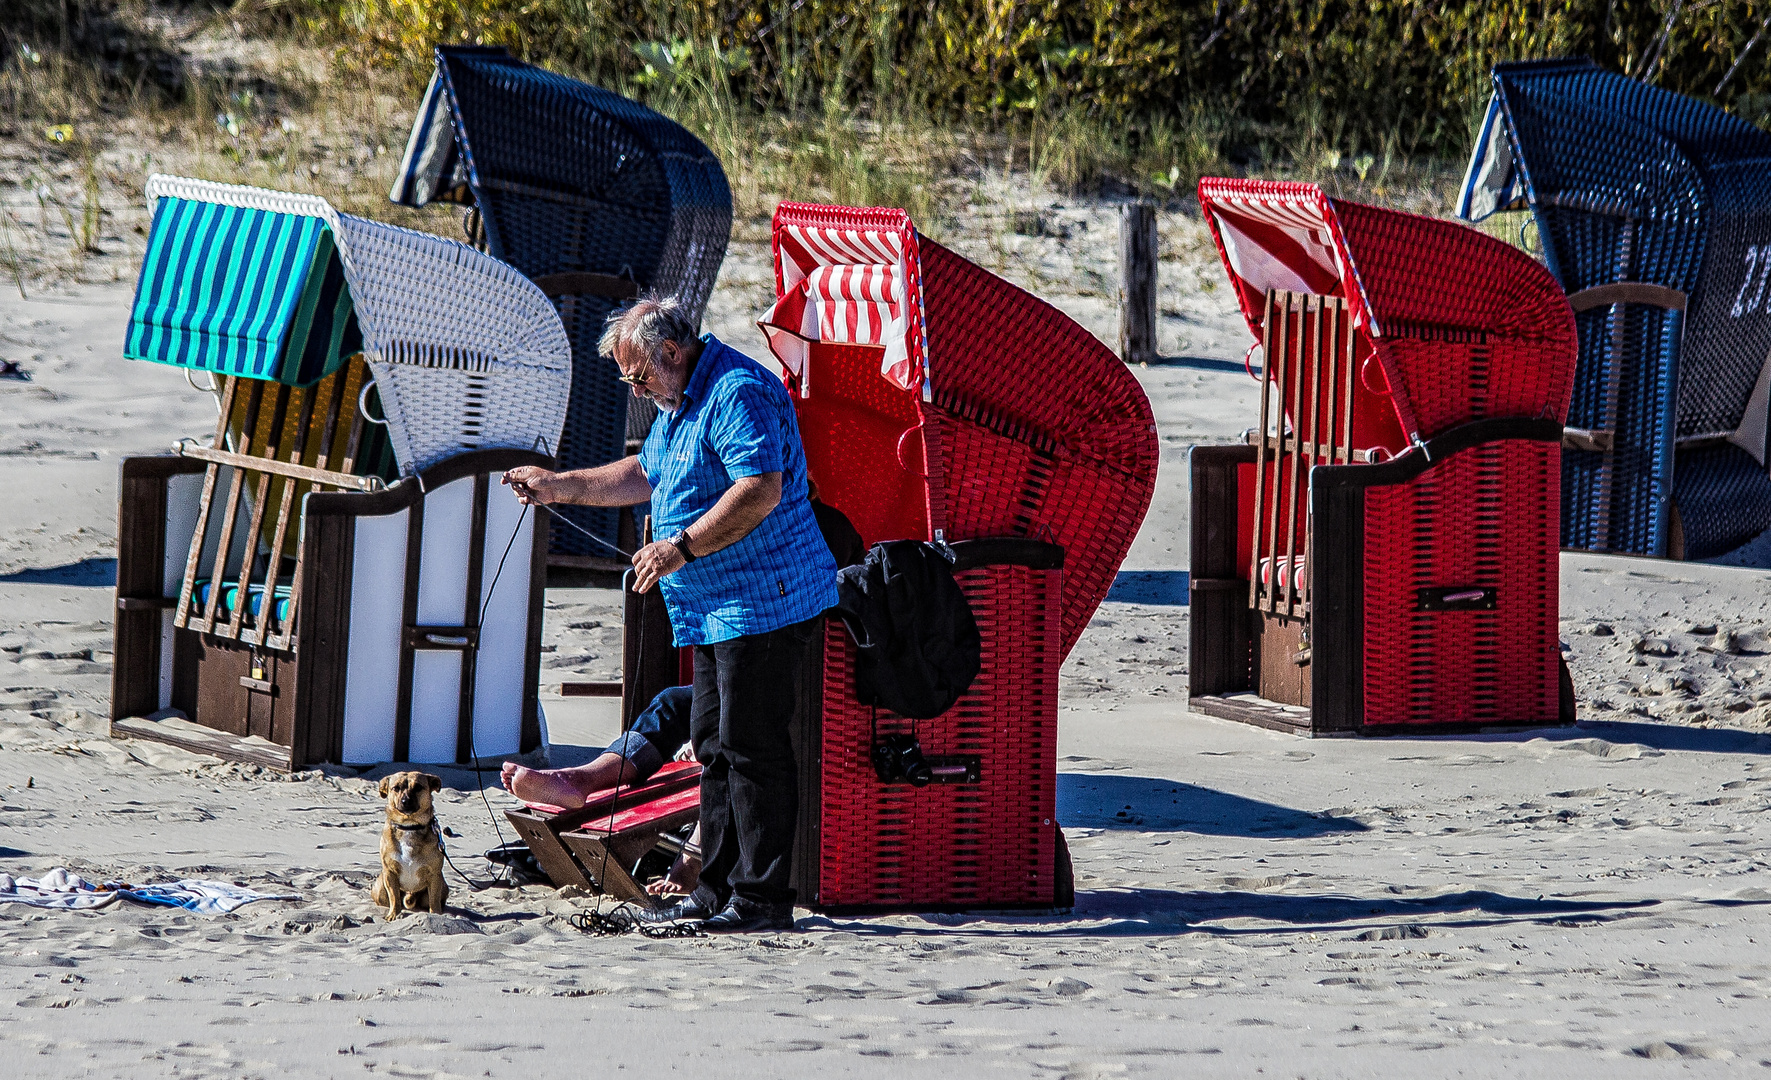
xmin=899 ymin=742 xmax=933 ymax=787
xmin=872 ymin=734 xmax=933 ymax=786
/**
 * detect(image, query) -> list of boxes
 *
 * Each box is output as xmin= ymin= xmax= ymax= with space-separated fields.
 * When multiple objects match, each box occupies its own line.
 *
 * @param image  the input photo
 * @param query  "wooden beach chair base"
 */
xmin=503 ymin=761 xmax=701 ymax=908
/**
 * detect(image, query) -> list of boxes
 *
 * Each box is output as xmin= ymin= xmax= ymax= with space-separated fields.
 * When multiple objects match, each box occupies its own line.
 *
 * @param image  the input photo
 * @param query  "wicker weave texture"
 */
xmin=917 ymin=238 xmax=1157 ymax=656
xmin=1198 ymin=179 xmax=1576 ymax=445
xmin=819 ymin=563 xmax=1059 ymax=909
xmin=1674 ymin=443 xmax=1771 ymax=560
xmin=1491 ymin=58 xmax=1771 ymax=441
xmin=1559 ymin=303 xmax=1680 ymax=554
xmin=1482 ymin=60 xmax=1771 ymax=556
xmin=768 ymin=203 xmax=1155 ymax=658
xmin=143 ymin=176 xmax=571 ymax=478
xmin=1361 ymin=439 xmax=1562 ymax=727
xmin=1198 ymin=179 xmax=1574 ymax=730
xmin=429 ymin=47 xmax=732 ymax=555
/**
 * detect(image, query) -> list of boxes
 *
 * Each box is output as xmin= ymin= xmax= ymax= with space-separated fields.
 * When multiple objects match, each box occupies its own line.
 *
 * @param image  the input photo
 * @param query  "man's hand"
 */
xmin=502 ymin=466 xmax=558 ymax=506
xmin=631 ymin=540 xmax=687 ymax=593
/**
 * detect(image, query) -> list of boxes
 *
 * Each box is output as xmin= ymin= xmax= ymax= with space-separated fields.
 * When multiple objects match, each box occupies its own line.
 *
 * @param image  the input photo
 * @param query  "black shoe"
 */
xmin=636 ymin=896 xmax=717 ymax=925
xmin=700 ymin=897 xmax=795 ymax=934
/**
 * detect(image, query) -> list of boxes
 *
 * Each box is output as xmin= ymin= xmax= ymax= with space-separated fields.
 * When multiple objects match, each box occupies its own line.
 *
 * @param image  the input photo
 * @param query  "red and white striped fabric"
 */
xmin=1257 ymin=555 xmax=1308 ymax=592
xmin=759 ymin=215 xmax=922 ymax=391
xmin=1199 ymin=180 xmax=1376 ymax=338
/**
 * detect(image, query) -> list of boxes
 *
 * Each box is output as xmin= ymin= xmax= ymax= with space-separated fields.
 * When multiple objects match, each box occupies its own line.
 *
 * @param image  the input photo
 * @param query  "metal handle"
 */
xmin=358 ymin=379 xmax=388 ymax=426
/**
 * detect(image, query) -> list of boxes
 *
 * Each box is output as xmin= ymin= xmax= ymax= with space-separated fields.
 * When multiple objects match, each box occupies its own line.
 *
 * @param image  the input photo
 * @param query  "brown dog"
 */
xmin=370 ymin=771 xmax=448 ymax=918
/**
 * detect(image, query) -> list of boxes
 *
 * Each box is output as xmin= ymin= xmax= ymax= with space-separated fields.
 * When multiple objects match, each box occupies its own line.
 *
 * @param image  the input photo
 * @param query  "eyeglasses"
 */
xmin=615 ymin=351 xmax=654 ymax=388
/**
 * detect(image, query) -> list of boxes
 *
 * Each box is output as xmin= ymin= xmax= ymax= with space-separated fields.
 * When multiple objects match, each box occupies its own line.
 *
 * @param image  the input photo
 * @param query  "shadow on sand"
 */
xmin=1147 ymin=354 xmax=1255 ymax=375
xmin=1105 ymin=570 xmax=1189 ymax=606
xmin=0 ymin=558 xmax=118 ymax=587
xmin=1057 ymin=773 xmax=1368 ymax=837
xmin=1456 ymin=719 xmax=1771 ymax=756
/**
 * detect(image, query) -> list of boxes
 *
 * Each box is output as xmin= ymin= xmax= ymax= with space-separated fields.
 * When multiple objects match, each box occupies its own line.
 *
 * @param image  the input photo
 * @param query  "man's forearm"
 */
xmin=682 ymin=473 xmax=782 ymax=555
xmin=551 ymin=457 xmax=652 ymax=506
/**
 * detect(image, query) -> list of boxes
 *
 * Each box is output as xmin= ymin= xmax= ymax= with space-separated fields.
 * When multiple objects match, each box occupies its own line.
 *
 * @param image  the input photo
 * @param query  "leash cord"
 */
xmin=459 ymin=491 xmax=718 ymax=925
xmin=569 ymin=902 xmax=702 ymax=938
xmin=446 ymin=501 xmax=534 ymax=892
xmin=538 ymin=499 xmax=700 ymax=931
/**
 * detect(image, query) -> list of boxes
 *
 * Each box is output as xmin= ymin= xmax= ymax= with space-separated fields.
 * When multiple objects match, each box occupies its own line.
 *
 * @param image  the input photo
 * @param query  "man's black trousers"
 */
xmin=688 ymin=616 xmax=819 ymax=910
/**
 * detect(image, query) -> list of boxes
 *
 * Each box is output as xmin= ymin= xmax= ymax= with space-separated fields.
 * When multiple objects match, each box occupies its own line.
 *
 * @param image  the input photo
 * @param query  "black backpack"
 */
xmin=833 ymin=540 xmax=981 ymax=719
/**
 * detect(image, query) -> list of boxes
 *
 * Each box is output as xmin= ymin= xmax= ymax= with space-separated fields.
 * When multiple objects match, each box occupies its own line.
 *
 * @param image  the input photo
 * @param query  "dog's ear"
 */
xmin=378 ymin=776 xmax=392 ymax=798
xmin=423 ymin=774 xmax=442 ymax=792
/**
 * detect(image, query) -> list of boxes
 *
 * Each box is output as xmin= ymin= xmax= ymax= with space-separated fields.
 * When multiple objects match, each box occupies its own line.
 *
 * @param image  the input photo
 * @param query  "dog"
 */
xmin=370 ymin=771 xmax=448 ymax=918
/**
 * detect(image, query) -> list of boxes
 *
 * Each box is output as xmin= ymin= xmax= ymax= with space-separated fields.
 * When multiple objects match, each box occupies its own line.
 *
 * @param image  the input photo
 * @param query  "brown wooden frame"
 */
xmin=114 ymin=447 xmax=552 ymax=768
xmin=1189 ymin=416 xmax=1571 ymax=736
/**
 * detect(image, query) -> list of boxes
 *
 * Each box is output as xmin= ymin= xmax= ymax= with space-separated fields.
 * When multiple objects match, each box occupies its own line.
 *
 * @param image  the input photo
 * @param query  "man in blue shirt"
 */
xmin=503 ymin=296 xmax=838 ymax=933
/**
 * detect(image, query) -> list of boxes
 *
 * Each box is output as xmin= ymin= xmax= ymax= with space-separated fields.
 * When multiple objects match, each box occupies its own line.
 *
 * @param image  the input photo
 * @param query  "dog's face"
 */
xmin=378 ymin=771 xmax=441 ymax=820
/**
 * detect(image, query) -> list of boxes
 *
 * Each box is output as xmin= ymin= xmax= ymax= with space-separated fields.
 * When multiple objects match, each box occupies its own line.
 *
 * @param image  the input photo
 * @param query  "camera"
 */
xmin=871 ymin=734 xmax=934 ymax=787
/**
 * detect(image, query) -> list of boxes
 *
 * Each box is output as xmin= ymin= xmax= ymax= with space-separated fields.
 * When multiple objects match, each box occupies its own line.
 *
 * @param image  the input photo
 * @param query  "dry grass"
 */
xmin=0 ymin=7 xmax=1478 ymax=294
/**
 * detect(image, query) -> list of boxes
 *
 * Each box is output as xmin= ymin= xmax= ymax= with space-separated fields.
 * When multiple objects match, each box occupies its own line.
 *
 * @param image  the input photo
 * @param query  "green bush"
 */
xmin=311 ymin=0 xmax=1771 ymax=157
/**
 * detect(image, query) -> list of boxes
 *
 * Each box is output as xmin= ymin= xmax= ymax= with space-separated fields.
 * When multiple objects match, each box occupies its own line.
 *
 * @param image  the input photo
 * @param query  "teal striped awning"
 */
xmin=125 ymin=195 xmax=361 ymax=387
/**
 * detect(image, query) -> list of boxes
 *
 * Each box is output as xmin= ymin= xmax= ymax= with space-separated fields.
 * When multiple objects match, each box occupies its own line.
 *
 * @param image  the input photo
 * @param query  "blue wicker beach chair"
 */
xmin=1459 ymin=58 xmax=1771 ymax=560
xmin=391 ymin=46 xmax=733 ymax=560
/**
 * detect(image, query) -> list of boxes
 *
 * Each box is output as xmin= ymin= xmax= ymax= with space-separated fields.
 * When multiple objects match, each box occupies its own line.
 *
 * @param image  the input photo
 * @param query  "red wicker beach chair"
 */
xmin=1188 ymin=180 xmax=1578 ymax=735
xmin=760 ymin=203 xmax=1158 ymax=908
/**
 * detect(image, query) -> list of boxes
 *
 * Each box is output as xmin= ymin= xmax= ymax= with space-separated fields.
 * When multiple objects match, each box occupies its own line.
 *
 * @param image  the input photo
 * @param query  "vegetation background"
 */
xmin=4 ymin=0 xmax=1771 ymax=288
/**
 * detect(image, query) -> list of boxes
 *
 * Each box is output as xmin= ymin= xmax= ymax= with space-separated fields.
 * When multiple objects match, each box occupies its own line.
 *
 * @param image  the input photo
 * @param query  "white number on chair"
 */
xmin=1731 ymin=245 xmax=1771 ymax=317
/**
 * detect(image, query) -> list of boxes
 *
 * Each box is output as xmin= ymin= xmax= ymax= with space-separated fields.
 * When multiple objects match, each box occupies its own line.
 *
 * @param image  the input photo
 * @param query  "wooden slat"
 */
xmin=560 ymin=681 xmax=623 ymax=697
xmin=392 ymin=494 xmax=425 ymax=763
xmin=225 ymin=383 xmax=291 ymax=640
xmin=271 ymin=369 xmax=353 ymax=653
xmin=257 ymin=381 xmax=321 ymax=643
xmin=290 ymin=509 xmax=354 ymax=767
xmin=1249 ymin=290 xmax=1276 ymax=612
xmin=175 ymin=377 xmax=238 ymax=630
xmin=1340 ymin=292 xmax=1356 ymax=470
xmin=1282 ymin=294 xmax=1307 ymax=619
xmin=177 ymin=444 xmax=380 ymax=493
xmin=198 ymin=380 xmax=265 ymax=635
xmin=113 ymin=468 xmax=169 ymax=720
xmin=455 ymin=473 xmax=490 ymax=764
xmin=1298 ymin=296 xmax=1326 ymax=612
xmin=1243 ymin=431 xmax=1379 ymax=463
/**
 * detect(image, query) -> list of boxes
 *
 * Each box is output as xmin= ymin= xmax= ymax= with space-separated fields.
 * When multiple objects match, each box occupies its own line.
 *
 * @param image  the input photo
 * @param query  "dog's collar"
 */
xmin=391 ymin=819 xmax=436 ymax=833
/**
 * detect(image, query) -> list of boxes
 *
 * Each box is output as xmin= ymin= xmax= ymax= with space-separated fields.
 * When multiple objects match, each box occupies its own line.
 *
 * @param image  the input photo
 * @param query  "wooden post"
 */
xmin=1119 ymin=200 xmax=1157 ymax=364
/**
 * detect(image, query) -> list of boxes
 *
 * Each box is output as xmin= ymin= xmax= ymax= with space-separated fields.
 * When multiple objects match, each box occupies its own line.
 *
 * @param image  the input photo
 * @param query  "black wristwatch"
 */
xmin=667 ymin=530 xmax=697 ymax=563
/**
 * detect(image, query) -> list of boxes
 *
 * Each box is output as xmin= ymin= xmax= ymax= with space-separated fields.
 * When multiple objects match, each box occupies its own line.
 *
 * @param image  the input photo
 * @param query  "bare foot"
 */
xmin=646 ymin=851 xmax=701 ymax=897
xmin=501 ymin=763 xmax=602 ymax=809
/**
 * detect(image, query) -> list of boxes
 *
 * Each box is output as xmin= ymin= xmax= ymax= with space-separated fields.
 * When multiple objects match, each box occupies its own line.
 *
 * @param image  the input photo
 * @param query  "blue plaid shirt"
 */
xmin=638 ymin=334 xmax=839 ymax=645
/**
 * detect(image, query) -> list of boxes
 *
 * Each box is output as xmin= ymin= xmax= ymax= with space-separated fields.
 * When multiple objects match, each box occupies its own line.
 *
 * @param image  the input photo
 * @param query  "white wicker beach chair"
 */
xmin=143 ymin=175 xmax=571 ymax=475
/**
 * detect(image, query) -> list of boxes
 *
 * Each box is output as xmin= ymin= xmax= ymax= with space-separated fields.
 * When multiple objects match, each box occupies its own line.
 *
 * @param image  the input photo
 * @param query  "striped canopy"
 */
xmin=758 ymin=210 xmax=925 ymax=392
xmin=126 ymin=194 xmax=360 ymax=387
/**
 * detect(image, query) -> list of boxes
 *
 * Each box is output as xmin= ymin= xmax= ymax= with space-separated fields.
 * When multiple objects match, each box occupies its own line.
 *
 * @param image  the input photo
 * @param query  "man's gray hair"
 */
xmin=598 ymin=294 xmax=698 ymax=362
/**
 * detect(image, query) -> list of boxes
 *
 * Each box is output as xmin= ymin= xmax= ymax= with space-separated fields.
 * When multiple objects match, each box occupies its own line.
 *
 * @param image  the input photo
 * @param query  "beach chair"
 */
xmin=111 ymin=176 xmax=570 ymax=769
xmin=1188 ymin=179 xmax=1577 ymax=735
xmin=392 ymin=45 xmax=733 ymax=563
xmin=760 ymin=202 xmax=1157 ymax=908
xmin=503 ymin=761 xmax=702 ymax=906
xmin=1458 ymin=58 xmax=1771 ymax=559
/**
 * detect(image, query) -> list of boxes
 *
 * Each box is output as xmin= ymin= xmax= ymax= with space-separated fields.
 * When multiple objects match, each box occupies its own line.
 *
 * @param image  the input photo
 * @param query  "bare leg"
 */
xmin=646 ymin=823 xmax=702 ymax=897
xmin=501 ymin=752 xmax=642 ymax=809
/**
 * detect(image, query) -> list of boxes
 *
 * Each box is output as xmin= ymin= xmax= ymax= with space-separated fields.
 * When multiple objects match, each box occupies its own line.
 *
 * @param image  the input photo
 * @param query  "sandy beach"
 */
xmin=6 ymin=207 xmax=1771 ymax=1078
